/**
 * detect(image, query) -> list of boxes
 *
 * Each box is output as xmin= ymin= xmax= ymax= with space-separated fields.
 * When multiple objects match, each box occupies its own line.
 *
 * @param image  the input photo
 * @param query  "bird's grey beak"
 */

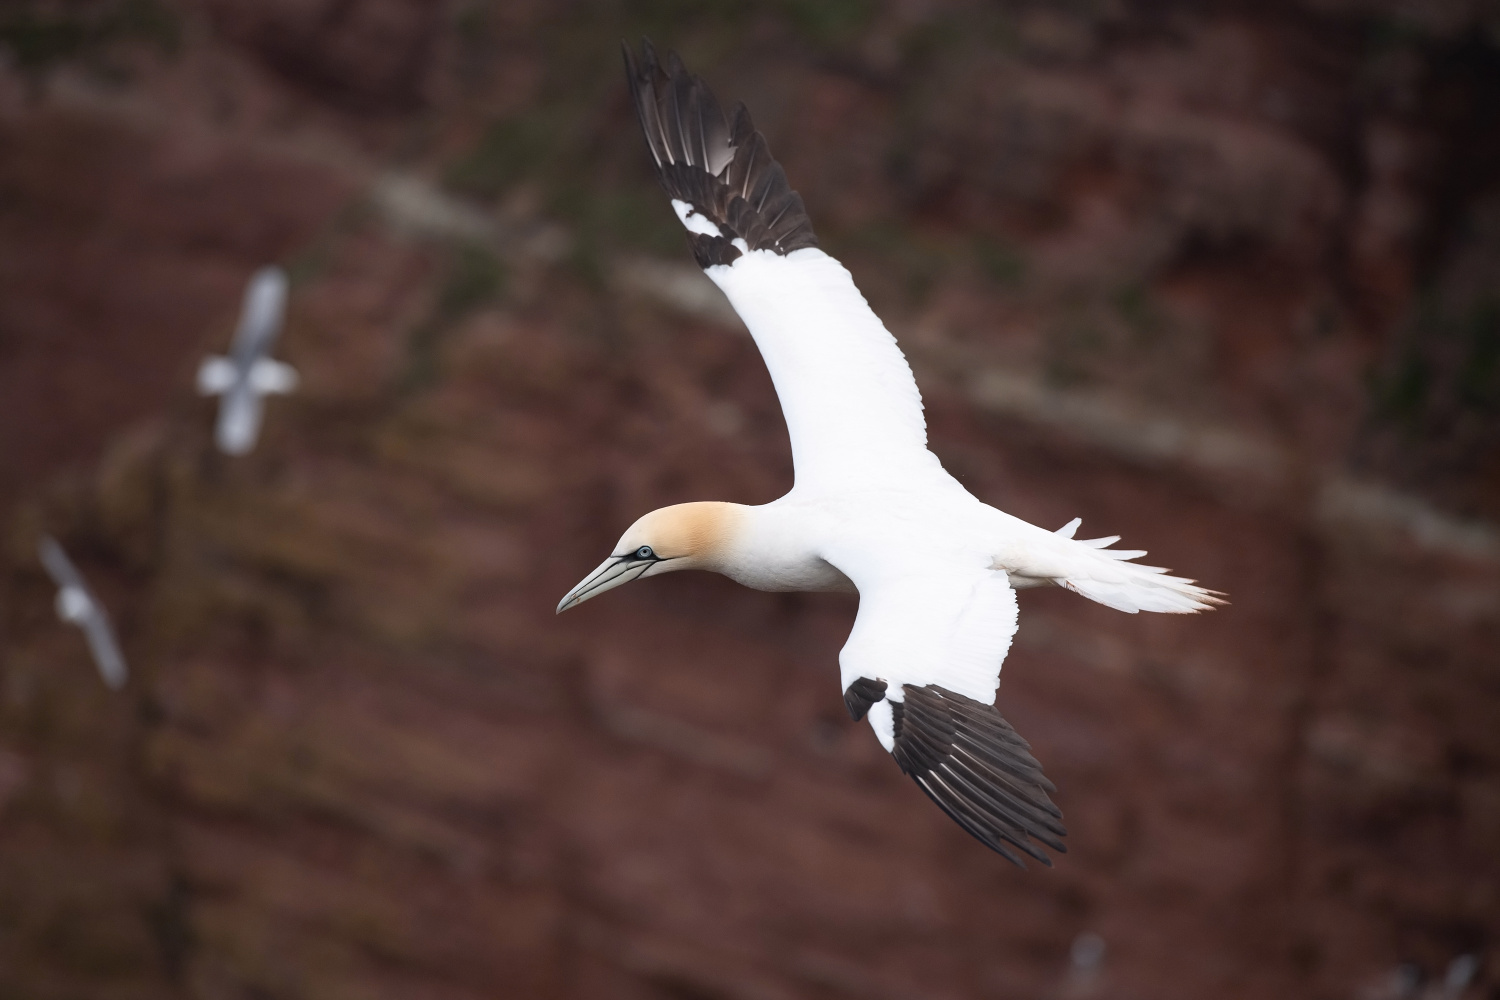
xmin=556 ymin=555 xmax=652 ymax=613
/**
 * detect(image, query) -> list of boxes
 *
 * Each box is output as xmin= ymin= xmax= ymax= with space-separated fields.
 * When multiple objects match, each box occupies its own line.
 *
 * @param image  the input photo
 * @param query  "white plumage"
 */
xmin=39 ymin=537 xmax=128 ymax=690
xmin=197 ymin=266 xmax=298 ymax=455
xmin=706 ymin=248 xmax=938 ymax=489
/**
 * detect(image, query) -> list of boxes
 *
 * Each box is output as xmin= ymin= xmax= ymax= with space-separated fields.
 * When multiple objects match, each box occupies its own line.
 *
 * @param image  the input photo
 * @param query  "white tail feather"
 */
xmin=1010 ymin=518 xmax=1224 ymax=614
xmin=1060 ymin=549 xmax=1222 ymax=613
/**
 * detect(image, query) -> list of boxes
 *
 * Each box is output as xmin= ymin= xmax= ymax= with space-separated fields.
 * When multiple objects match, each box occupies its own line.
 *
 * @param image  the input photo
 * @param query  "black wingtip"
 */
xmin=621 ymin=36 xmax=659 ymax=93
xmin=620 ymin=39 xmax=818 ymax=268
xmin=890 ymin=685 xmax=1067 ymax=868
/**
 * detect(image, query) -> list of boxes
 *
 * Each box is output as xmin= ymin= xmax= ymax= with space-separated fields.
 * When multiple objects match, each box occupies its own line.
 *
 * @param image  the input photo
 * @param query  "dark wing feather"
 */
xmin=843 ymin=677 xmax=888 ymax=721
xmin=892 ymin=685 xmax=1067 ymax=868
xmin=622 ymin=40 xmax=818 ymax=268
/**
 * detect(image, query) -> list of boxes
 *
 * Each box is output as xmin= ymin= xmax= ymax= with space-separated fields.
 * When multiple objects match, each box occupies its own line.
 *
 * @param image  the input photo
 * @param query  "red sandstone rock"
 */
xmin=1 ymin=3 xmax=1496 ymax=999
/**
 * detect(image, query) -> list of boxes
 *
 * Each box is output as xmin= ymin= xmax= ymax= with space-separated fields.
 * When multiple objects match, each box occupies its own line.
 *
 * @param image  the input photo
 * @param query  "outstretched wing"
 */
xmin=623 ymin=42 xmax=940 ymax=492
xmin=38 ymin=536 xmax=84 ymax=592
xmin=834 ymin=558 xmax=1066 ymax=867
xmin=79 ymin=609 xmax=128 ymax=690
xmin=231 ymin=266 xmax=288 ymax=364
xmin=888 ymin=684 xmax=1065 ymax=867
xmin=216 ymin=383 xmax=266 ymax=456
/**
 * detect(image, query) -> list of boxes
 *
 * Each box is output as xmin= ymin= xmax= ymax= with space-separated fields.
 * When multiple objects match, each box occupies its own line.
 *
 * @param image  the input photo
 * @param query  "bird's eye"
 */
xmin=635 ymin=545 xmax=655 ymax=560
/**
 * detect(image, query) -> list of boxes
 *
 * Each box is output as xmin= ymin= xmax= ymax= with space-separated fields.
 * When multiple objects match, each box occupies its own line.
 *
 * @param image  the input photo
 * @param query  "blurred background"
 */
xmin=1 ymin=1 xmax=1498 ymax=997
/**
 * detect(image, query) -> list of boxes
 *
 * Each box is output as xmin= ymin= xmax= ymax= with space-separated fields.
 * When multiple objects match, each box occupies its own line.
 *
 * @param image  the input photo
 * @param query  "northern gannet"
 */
xmin=39 ymin=536 xmax=128 ymax=690
xmin=559 ymin=43 xmax=1223 ymax=867
xmin=197 ymin=266 xmax=298 ymax=455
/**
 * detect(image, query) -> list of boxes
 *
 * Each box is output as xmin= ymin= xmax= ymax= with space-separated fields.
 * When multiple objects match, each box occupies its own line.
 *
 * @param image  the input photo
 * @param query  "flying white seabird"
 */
xmin=197 ymin=265 xmax=298 ymax=455
xmin=559 ymin=43 xmax=1224 ymax=866
xmin=38 ymin=536 xmax=128 ymax=690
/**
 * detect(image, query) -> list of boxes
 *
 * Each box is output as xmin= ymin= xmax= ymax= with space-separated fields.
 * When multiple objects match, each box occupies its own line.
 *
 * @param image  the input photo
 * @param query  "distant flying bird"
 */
xmin=558 ymin=43 xmax=1223 ymax=867
xmin=197 ymin=266 xmax=298 ymax=455
xmin=38 ymin=537 xmax=127 ymax=690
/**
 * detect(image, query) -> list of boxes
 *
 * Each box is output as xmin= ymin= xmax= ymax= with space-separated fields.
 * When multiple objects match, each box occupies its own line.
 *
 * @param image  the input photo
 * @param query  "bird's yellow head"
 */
xmin=556 ymin=502 xmax=742 ymax=613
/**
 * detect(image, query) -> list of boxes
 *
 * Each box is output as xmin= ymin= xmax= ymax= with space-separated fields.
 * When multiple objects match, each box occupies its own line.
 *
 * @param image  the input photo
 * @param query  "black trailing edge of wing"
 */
xmin=844 ymin=677 xmax=888 ymax=721
xmin=623 ymin=39 xmax=819 ymax=268
xmin=891 ymin=684 xmax=1067 ymax=868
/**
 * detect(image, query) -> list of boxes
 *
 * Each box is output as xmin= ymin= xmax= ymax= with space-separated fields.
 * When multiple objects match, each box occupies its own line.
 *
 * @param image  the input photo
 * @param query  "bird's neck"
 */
xmin=649 ymin=501 xmax=747 ymax=572
xmin=710 ymin=501 xmax=854 ymax=593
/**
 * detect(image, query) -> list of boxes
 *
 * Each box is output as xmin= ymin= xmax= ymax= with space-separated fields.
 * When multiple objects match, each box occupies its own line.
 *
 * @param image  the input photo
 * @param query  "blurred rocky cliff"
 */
xmin=1 ymin=1 xmax=1498 ymax=998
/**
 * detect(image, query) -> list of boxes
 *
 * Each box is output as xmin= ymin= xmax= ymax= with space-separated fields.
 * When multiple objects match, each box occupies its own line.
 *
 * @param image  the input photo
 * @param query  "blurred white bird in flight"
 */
xmin=559 ymin=42 xmax=1223 ymax=867
xmin=39 ymin=536 xmax=128 ymax=690
xmin=197 ymin=265 xmax=298 ymax=455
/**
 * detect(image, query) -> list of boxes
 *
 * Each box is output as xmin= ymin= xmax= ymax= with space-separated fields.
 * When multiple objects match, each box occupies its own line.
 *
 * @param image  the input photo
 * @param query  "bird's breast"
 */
xmin=721 ymin=554 xmax=854 ymax=594
xmin=725 ymin=488 xmax=982 ymax=595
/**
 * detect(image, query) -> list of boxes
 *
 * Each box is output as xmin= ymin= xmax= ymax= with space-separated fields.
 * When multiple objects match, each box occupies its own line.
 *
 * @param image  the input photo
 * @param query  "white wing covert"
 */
xmin=836 ymin=561 xmax=1018 ymax=710
xmin=706 ymin=250 xmax=937 ymax=491
xmin=624 ymin=42 xmax=939 ymax=492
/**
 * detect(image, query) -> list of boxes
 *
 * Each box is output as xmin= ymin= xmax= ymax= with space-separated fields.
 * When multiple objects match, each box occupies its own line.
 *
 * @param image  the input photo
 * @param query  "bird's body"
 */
xmin=559 ymin=43 xmax=1222 ymax=867
xmin=197 ymin=265 xmax=298 ymax=455
xmin=39 ymin=537 xmax=128 ymax=690
xmin=715 ymin=486 xmax=995 ymax=595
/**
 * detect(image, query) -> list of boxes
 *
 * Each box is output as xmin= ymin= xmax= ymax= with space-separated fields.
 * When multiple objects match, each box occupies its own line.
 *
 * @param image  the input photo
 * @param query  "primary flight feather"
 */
xmin=559 ymin=42 xmax=1223 ymax=867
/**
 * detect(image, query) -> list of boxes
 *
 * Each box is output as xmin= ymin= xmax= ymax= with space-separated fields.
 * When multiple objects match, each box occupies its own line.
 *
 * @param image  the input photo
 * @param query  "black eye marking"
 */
xmin=634 ymin=545 xmax=656 ymax=560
